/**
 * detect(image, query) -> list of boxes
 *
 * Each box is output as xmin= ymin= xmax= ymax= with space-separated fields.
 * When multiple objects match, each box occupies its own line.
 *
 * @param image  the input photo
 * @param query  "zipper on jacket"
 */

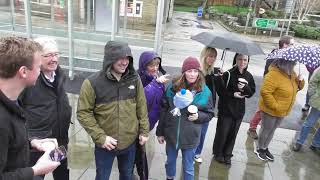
xmin=117 ymin=84 xmax=120 ymax=147
xmin=176 ymin=116 xmax=181 ymax=149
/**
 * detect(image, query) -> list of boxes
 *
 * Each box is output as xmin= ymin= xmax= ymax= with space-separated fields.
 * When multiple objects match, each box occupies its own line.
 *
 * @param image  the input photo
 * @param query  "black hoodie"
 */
xmin=215 ymin=54 xmax=256 ymax=119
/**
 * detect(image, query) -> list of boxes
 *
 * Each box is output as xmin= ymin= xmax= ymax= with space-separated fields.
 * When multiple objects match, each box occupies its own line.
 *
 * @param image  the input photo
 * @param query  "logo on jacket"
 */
xmin=128 ymin=85 xmax=135 ymax=90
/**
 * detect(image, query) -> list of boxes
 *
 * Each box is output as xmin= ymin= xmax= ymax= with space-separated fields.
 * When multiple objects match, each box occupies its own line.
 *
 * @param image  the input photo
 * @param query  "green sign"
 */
xmin=253 ymin=18 xmax=278 ymax=29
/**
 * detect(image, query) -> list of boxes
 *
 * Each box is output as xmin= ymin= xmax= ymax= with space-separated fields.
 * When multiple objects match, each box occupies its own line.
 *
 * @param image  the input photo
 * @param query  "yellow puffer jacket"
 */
xmin=259 ymin=65 xmax=304 ymax=117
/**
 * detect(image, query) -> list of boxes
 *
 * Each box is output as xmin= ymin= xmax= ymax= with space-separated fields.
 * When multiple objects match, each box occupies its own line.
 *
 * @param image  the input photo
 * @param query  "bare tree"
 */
xmin=295 ymin=0 xmax=320 ymax=23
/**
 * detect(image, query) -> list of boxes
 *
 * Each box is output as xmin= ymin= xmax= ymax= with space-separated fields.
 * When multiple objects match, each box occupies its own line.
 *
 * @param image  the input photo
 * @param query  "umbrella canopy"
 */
xmin=266 ymin=45 xmax=320 ymax=69
xmin=191 ymin=31 xmax=264 ymax=56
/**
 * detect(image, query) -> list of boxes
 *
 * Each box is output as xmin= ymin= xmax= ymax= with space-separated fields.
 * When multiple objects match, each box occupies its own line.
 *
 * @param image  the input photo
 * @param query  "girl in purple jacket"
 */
xmin=135 ymin=51 xmax=169 ymax=180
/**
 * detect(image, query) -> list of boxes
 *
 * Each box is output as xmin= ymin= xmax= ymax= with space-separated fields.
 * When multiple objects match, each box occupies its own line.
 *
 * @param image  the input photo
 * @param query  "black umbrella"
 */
xmin=191 ymin=31 xmax=264 ymax=68
xmin=191 ymin=31 xmax=264 ymax=55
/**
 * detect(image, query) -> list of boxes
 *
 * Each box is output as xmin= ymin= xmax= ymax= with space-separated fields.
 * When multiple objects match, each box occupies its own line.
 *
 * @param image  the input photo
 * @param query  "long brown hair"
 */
xmin=172 ymin=71 xmax=205 ymax=93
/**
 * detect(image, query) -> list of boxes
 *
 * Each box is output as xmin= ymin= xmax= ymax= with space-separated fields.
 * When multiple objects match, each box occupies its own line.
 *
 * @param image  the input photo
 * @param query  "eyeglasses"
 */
xmin=42 ymin=52 xmax=60 ymax=58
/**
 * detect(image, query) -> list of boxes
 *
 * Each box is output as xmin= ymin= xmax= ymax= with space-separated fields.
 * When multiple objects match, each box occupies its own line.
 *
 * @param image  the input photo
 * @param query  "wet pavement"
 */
xmin=42 ymin=93 xmax=320 ymax=180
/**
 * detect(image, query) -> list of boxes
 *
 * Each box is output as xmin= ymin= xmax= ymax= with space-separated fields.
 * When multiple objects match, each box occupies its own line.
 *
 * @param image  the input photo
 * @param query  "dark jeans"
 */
xmin=212 ymin=115 xmax=242 ymax=159
xmin=30 ymin=145 xmax=69 ymax=180
xmin=95 ymin=142 xmax=136 ymax=180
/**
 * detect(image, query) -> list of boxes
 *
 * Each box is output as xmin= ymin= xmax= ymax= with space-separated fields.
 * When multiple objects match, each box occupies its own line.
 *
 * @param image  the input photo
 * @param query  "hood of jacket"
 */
xmin=102 ymin=41 xmax=134 ymax=74
xmin=138 ymin=51 xmax=166 ymax=86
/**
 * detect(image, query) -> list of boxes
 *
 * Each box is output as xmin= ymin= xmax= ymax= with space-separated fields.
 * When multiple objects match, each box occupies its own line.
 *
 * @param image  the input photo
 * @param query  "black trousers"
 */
xmin=30 ymin=145 xmax=69 ymax=180
xmin=212 ymin=115 xmax=242 ymax=159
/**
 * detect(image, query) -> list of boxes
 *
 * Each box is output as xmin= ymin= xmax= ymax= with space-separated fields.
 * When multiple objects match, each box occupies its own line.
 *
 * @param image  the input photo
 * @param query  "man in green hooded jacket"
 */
xmin=77 ymin=41 xmax=149 ymax=180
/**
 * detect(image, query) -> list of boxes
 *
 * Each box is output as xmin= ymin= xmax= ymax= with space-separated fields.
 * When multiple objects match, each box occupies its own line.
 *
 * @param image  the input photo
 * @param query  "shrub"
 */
xmin=292 ymin=25 xmax=320 ymax=39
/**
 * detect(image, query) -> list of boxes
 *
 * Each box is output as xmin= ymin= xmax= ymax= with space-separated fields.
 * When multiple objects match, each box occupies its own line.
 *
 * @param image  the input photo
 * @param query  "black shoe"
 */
xmin=214 ymin=156 xmax=225 ymax=163
xmin=302 ymin=105 xmax=310 ymax=112
xmin=224 ymin=158 xmax=231 ymax=165
xmin=265 ymin=148 xmax=274 ymax=161
xmin=292 ymin=143 xmax=302 ymax=152
xmin=310 ymin=145 xmax=320 ymax=155
xmin=255 ymin=149 xmax=268 ymax=161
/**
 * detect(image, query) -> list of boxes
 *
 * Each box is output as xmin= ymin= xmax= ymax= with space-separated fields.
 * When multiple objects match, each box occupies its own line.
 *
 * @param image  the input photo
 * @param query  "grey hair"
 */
xmin=271 ymin=59 xmax=296 ymax=75
xmin=33 ymin=36 xmax=58 ymax=52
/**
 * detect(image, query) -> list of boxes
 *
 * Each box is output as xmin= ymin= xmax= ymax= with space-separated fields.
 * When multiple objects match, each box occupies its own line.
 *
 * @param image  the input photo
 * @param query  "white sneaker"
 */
xmin=194 ymin=155 xmax=203 ymax=163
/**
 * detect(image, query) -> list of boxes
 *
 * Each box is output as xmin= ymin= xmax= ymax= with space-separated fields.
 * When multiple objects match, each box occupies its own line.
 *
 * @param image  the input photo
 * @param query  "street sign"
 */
xmin=252 ymin=18 xmax=278 ymax=29
xmin=197 ymin=7 xmax=203 ymax=17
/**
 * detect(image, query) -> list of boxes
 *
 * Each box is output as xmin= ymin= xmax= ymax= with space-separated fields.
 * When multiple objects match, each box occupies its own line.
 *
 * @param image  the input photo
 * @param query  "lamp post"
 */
xmin=244 ymin=0 xmax=255 ymax=34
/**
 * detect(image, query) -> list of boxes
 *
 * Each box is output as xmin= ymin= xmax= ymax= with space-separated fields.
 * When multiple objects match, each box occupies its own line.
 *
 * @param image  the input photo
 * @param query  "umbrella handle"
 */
xmin=298 ymin=63 xmax=301 ymax=76
xmin=221 ymin=49 xmax=227 ymax=70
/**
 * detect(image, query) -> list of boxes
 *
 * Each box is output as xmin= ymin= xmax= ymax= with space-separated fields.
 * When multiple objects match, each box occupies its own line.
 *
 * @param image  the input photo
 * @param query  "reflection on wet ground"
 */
xmin=45 ymin=93 xmax=320 ymax=180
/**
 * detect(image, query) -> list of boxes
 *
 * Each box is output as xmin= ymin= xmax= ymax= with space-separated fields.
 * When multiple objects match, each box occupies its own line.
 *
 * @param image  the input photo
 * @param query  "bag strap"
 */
xmin=225 ymin=71 xmax=231 ymax=88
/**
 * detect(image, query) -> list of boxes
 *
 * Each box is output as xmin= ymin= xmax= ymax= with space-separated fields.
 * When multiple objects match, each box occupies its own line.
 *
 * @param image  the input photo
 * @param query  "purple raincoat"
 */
xmin=138 ymin=51 xmax=166 ymax=130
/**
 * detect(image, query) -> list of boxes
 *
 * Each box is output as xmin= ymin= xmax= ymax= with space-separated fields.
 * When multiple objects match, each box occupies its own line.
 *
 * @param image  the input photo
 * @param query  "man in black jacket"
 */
xmin=19 ymin=37 xmax=71 ymax=180
xmin=0 ymin=36 xmax=60 ymax=180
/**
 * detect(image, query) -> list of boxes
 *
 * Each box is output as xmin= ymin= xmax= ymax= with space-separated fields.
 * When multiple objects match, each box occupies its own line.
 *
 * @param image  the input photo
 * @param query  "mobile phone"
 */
xmin=49 ymin=146 xmax=67 ymax=162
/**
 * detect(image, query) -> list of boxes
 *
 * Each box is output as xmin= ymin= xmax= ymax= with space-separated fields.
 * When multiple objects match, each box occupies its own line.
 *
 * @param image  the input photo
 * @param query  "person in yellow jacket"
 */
xmin=255 ymin=59 xmax=304 ymax=161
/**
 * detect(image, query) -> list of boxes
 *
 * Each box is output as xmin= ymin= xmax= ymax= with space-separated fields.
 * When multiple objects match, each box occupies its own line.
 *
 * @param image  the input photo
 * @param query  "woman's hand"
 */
xmin=188 ymin=113 xmax=199 ymax=121
xmin=234 ymin=92 xmax=245 ymax=99
xmin=157 ymin=136 xmax=165 ymax=144
xmin=156 ymin=74 xmax=170 ymax=84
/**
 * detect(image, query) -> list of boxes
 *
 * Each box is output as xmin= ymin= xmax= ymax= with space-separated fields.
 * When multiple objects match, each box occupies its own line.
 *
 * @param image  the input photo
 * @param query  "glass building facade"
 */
xmin=0 ymin=0 xmax=171 ymax=78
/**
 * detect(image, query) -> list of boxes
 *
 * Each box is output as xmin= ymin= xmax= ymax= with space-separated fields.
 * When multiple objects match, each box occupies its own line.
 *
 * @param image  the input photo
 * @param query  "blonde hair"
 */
xmin=200 ymin=47 xmax=217 ymax=75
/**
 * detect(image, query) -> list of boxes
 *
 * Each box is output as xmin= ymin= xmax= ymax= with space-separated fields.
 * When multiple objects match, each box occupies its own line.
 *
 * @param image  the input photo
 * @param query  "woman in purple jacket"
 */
xmin=135 ymin=51 xmax=169 ymax=180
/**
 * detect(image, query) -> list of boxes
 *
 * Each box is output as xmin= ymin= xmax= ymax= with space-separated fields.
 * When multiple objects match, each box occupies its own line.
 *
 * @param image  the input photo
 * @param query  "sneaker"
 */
xmin=214 ymin=156 xmax=225 ymax=163
xmin=255 ymin=149 xmax=268 ymax=161
xmin=247 ymin=129 xmax=258 ymax=139
xmin=302 ymin=105 xmax=310 ymax=112
xmin=265 ymin=148 xmax=274 ymax=161
xmin=224 ymin=157 xmax=231 ymax=165
xmin=292 ymin=143 xmax=302 ymax=152
xmin=194 ymin=155 xmax=203 ymax=163
xmin=310 ymin=145 xmax=320 ymax=155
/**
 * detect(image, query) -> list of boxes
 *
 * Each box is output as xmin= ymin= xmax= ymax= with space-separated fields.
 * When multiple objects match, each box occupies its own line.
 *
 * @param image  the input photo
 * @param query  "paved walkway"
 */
xmin=44 ymin=94 xmax=320 ymax=180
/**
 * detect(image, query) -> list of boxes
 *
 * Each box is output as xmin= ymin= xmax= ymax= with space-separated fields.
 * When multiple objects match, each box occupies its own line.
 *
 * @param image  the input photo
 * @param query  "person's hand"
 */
xmin=298 ymin=74 xmax=304 ymax=81
xmin=234 ymin=92 xmax=245 ymax=99
xmin=188 ymin=112 xmax=199 ymax=121
xmin=32 ymin=151 xmax=60 ymax=176
xmin=157 ymin=136 xmax=165 ymax=144
xmin=30 ymin=138 xmax=58 ymax=152
xmin=156 ymin=74 xmax=170 ymax=84
xmin=102 ymin=136 xmax=118 ymax=151
xmin=139 ymin=135 xmax=149 ymax=145
xmin=237 ymin=82 xmax=245 ymax=90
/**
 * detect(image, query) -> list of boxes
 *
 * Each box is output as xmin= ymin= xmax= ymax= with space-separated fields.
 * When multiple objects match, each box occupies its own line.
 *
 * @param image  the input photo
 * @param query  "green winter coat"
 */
xmin=77 ymin=41 xmax=149 ymax=150
xmin=308 ymin=67 xmax=320 ymax=110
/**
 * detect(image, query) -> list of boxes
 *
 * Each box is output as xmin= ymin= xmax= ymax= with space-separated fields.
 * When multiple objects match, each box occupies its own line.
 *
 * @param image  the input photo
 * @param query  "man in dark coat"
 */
xmin=19 ymin=37 xmax=71 ymax=180
xmin=0 ymin=36 xmax=60 ymax=180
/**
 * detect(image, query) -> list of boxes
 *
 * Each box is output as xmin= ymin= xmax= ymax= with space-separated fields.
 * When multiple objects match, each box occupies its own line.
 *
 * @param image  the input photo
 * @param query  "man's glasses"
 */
xmin=42 ymin=52 xmax=60 ymax=58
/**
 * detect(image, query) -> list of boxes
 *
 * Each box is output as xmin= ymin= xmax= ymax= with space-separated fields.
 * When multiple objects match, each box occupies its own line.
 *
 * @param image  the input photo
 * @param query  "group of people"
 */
xmin=1 ymin=34 xmax=319 ymax=180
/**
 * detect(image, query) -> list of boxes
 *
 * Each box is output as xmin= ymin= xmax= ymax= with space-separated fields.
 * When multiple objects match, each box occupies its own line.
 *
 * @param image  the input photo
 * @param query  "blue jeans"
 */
xmin=297 ymin=107 xmax=320 ymax=147
xmin=305 ymin=71 xmax=314 ymax=106
xmin=195 ymin=122 xmax=209 ymax=155
xmin=94 ymin=142 xmax=136 ymax=180
xmin=165 ymin=144 xmax=195 ymax=180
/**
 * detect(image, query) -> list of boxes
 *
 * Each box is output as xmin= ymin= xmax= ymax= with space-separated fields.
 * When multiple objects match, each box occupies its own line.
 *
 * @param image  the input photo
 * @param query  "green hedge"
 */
xmin=208 ymin=5 xmax=248 ymax=15
xmin=292 ymin=25 xmax=320 ymax=39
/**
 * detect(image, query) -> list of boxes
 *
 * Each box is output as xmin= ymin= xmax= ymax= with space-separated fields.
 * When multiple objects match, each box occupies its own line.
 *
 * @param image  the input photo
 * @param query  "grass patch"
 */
xmin=174 ymin=6 xmax=198 ymax=13
xmin=208 ymin=5 xmax=248 ymax=15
